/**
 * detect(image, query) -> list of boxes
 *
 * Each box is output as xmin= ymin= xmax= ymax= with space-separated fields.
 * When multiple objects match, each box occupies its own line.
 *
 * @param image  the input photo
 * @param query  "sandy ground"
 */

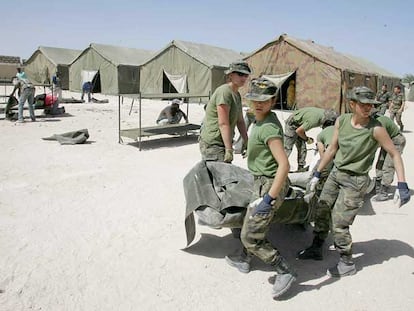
xmin=0 ymin=87 xmax=413 ymax=311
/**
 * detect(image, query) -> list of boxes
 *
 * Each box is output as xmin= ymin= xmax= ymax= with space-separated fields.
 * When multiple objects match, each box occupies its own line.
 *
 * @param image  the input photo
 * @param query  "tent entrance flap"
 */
xmin=163 ymin=70 xmax=187 ymax=94
xmin=262 ymin=71 xmax=296 ymax=110
xmin=81 ymin=70 xmax=101 ymax=93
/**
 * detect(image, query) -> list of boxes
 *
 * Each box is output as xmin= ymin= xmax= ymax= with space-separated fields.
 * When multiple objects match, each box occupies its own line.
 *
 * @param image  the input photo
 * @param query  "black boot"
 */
xmin=296 ymin=236 xmax=324 ymax=260
xmin=373 ymin=184 xmax=390 ymax=201
xmin=327 ymin=255 xmax=356 ymax=277
xmin=271 ymin=256 xmax=297 ymax=299
xmin=225 ymin=248 xmax=252 ymax=273
xmin=374 ymin=177 xmax=382 ymax=194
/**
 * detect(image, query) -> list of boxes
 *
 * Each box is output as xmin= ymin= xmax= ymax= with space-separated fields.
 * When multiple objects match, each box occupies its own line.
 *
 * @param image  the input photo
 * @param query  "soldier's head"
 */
xmin=322 ymin=109 xmax=339 ymax=128
xmin=171 ymin=98 xmax=180 ymax=112
xmin=245 ymin=78 xmax=278 ymax=118
xmin=348 ymin=86 xmax=380 ymax=116
xmin=382 ymin=84 xmax=387 ymax=91
xmin=225 ymin=61 xmax=252 ymax=88
xmin=394 ymin=85 xmax=401 ymax=94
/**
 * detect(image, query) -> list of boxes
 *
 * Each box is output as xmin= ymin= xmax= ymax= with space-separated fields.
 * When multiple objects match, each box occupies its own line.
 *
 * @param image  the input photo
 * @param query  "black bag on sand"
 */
xmin=42 ymin=129 xmax=89 ymax=145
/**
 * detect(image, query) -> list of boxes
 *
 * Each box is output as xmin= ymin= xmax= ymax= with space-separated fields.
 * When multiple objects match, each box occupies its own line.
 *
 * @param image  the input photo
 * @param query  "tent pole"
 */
xmin=139 ymin=92 xmax=142 ymax=151
xmin=118 ymin=95 xmax=122 ymax=144
xmin=129 ymin=98 xmax=135 ymax=115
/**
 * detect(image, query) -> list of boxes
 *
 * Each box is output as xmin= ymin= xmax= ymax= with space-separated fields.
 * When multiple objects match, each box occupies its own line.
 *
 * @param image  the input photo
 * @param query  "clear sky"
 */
xmin=2 ymin=0 xmax=412 ymax=76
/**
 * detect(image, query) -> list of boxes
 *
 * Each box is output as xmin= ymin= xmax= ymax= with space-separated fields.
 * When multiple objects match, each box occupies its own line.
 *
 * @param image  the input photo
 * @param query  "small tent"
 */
xmin=139 ymin=40 xmax=244 ymax=97
xmin=244 ymin=34 xmax=401 ymax=112
xmin=24 ymin=46 xmax=81 ymax=89
xmin=69 ymin=43 xmax=154 ymax=95
xmin=0 ymin=55 xmax=21 ymax=81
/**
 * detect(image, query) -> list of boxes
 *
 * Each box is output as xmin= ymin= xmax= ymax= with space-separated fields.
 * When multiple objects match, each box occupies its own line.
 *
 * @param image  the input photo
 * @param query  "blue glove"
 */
xmin=393 ymin=182 xmax=410 ymax=207
xmin=252 ymin=193 xmax=274 ymax=216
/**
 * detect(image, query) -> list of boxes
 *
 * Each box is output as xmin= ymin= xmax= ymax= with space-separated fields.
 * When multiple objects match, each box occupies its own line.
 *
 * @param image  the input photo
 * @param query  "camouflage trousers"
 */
xmin=389 ymin=110 xmax=403 ymax=128
xmin=375 ymin=134 xmax=406 ymax=186
xmin=377 ymin=103 xmax=388 ymax=116
xmin=240 ymin=176 xmax=290 ymax=264
xmin=313 ymin=167 xmax=369 ymax=257
xmin=198 ymin=137 xmax=226 ymax=162
xmin=284 ymin=119 xmax=307 ymax=167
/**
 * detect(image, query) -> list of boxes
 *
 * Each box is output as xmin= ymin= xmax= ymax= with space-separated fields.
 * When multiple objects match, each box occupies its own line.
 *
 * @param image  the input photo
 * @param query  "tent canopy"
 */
xmin=139 ymin=39 xmax=244 ymax=97
xmin=262 ymin=72 xmax=295 ymax=89
xmin=69 ymin=43 xmax=154 ymax=94
xmin=244 ymin=34 xmax=401 ymax=112
xmin=24 ymin=46 xmax=81 ymax=89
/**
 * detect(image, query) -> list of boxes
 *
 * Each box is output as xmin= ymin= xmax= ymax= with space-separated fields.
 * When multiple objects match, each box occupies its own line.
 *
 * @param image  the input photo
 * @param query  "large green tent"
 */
xmin=24 ymin=46 xmax=81 ymax=89
xmin=139 ymin=40 xmax=244 ymax=97
xmin=69 ymin=43 xmax=154 ymax=95
xmin=243 ymin=34 xmax=401 ymax=112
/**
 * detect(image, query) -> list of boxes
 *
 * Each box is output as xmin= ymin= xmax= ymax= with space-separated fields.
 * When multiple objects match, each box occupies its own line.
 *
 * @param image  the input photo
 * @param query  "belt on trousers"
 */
xmin=337 ymin=169 xmax=366 ymax=176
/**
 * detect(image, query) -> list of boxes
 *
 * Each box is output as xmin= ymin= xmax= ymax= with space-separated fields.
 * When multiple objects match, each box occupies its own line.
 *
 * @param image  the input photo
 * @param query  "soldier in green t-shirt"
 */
xmin=284 ymin=107 xmax=338 ymax=171
xmin=224 ymin=78 xmax=296 ymax=299
xmin=297 ymin=86 xmax=410 ymax=278
xmin=199 ymin=61 xmax=251 ymax=163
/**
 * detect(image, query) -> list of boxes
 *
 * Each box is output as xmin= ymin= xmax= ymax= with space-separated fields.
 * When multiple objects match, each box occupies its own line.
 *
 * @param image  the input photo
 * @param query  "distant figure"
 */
xmin=286 ymin=80 xmax=296 ymax=109
xmin=156 ymin=99 xmax=188 ymax=125
xmin=10 ymin=67 xmax=36 ymax=123
xmin=389 ymin=85 xmax=405 ymax=131
xmin=375 ymin=84 xmax=391 ymax=115
xmin=52 ymin=71 xmax=62 ymax=101
xmin=81 ymin=81 xmax=93 ymax=103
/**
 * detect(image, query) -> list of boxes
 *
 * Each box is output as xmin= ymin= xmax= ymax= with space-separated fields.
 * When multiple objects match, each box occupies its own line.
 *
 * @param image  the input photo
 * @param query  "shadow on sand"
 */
xmin=126 ymin=134 xmax=199 ymax=150
xmin=184 ymin=221 xmax=414 ymax=299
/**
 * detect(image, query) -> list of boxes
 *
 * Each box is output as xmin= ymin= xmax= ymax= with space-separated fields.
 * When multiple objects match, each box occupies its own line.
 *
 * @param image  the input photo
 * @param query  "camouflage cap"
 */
xmin=225 ymin=61 xmax=252 ymax=75
xmin=322 ymin=109 xmax=339 ymax=124
xmin=348 ymin=86 xmax=380 ymax=105
xmin=245 ymin=78 xmax=278 ymax=101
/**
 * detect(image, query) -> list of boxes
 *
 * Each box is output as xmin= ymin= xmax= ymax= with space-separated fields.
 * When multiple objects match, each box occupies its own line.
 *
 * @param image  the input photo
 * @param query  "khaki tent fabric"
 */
xmin=69 ymin=43 xmax=154 ymax=95
xmin=243 ymin=34 xmax=401 ymax=112
xmin=0 ymin=55 xmax=21 ymax=81
xmin=140 ymin=40 xmax=244 ymax=98
xmin=24 ymin=46 xmax=81 ymax=89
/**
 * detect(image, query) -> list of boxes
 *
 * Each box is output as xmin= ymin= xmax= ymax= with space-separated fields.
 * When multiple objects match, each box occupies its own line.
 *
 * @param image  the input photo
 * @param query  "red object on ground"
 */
xmin=45 ymin=94 xmax=58 ymax=106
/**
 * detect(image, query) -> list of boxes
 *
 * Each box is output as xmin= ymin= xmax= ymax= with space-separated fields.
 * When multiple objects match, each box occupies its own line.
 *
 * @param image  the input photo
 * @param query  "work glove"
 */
xmin=393 ymin=182 xmax=410 ymax=207
xmin=224 ymin=148 xmax=234 ymax=163
xmin=303 ymin=171 xmax=321 ymax=203
xmin=306 ymin=137 xmax=314 ymax=145
xmin=306 ymin=171 xmax=321 ymax=193
xmin=252 ymin=193 xmax=274 ymax=217
xmin=241 ymin=140 xmax=248 ymax=158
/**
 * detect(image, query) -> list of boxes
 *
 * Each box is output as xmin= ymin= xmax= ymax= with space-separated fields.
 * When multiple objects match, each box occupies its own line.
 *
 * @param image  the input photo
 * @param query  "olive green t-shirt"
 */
xmin=317 ymin=125 xmax=334 ymax=148
xmin=247 ymin=112 xmax=284 ymax=177
xmin=375 ymin=115 xmax=400 ymax=138
xmin=200 ymin=84 xmax=242 ymax=146
xmin=292 ymin=107 xmax=325 ymax=131
xmin=334 ymin=114 xmax=380 ymax=174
